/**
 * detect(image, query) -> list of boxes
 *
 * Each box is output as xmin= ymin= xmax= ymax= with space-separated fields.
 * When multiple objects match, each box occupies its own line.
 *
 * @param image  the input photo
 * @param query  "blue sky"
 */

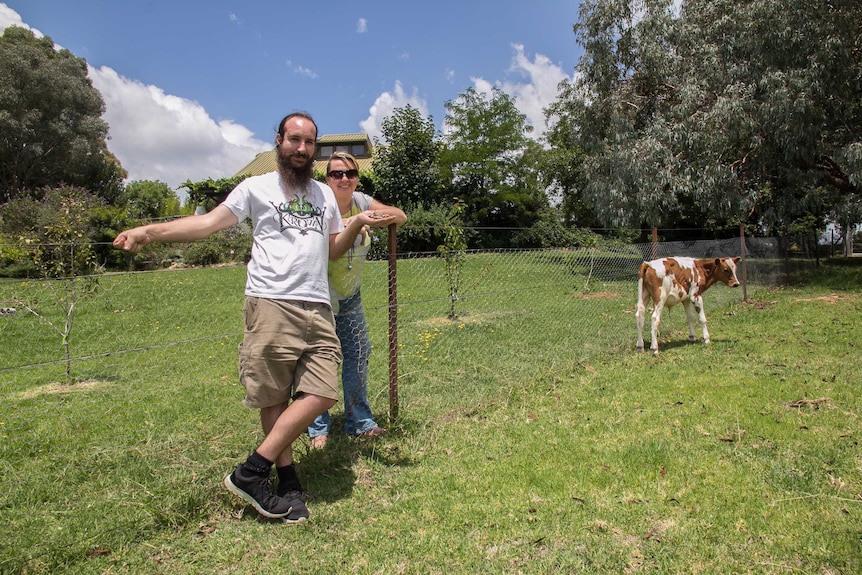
xmin=1 ymin=1 xmax=582 ymax=191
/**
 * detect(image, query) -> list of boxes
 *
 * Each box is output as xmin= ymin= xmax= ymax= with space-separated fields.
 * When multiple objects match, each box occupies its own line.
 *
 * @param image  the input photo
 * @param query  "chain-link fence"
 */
xmin=0 ymin=236 xmax=811 ymax=423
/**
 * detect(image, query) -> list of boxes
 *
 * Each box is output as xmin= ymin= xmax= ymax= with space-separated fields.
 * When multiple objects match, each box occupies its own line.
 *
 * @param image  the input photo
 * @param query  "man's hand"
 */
xmin=113 ymin=228 xmax=151 ymax=253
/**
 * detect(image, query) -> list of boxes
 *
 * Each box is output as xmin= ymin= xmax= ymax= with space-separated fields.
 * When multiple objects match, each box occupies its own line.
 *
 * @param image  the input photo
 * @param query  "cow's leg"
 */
xmin=682 ymin=300 xmax=697 ymax=343
xmin=650 ymin=301 xmax=665 ymax=356
xmin=635 ymin=282 xmax=647 ymax=352
xmin=692 ymin=296 xmax=710 ymax=344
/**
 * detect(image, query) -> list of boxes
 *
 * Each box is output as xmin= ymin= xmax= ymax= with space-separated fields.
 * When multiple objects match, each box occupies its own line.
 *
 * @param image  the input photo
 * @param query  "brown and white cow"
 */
xmin=636 ymin=256 xmax=741 ymax=355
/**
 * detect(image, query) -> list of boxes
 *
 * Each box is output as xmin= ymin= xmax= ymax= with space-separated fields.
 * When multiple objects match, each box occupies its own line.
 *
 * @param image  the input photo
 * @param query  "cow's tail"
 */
xmin=636 ymin=262 xmax=649 ymax=305
xmin=637 ymin=262 xmax=649 ymax=281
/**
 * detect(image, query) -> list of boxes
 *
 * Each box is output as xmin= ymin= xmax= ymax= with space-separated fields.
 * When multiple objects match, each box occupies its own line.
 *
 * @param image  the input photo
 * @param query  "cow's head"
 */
xmin=715 ymin=256 xmax=741 ymax=287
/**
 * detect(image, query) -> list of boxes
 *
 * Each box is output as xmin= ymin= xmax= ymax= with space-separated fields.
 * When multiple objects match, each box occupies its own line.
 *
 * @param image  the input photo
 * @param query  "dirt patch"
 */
xmin=15 ymin=380 xmax=108 ymax=400
xmin=793 ymin=293 xmax=843 ymax=304
xmin=418 ymin=311 xmax=518 ymax=328
xmin=746 ymin=299 xmax=778 ymax=310
xmin=786 ymin=397 xmax=830 ymax=409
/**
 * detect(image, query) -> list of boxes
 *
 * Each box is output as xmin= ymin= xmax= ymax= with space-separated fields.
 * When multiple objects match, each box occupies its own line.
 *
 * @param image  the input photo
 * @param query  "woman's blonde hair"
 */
xmin=326 ymin=151 xmax=358 ymax=173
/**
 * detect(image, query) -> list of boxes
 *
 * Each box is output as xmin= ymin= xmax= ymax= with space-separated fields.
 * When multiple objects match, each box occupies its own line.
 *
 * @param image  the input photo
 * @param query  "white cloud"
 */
xmin=0 ymin=3 xmax=42 ymax=37
xmin=294 ymin=65 xmax=318 ymax=79
xmin=359 ymin=81 xmax=429 ymax=143
xmin=286 ymin=59 xmax=318 ymax=79
xmin=293 ymin=66 xmax=317 ymax=80
xmin=1 ymin=4 xmax=270 ymax=194
xmin=89 ymin=66 xmax=271 ymax=190
xmin=472 ymin=44 xmax=574 ymax=139
xmin=357 ymin=18 xmax=367 ymax=33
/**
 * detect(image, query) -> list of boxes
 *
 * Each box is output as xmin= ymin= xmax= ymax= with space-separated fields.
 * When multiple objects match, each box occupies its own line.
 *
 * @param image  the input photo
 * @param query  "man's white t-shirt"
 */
xmin=221 ymin=171 xmax=343 ymax=305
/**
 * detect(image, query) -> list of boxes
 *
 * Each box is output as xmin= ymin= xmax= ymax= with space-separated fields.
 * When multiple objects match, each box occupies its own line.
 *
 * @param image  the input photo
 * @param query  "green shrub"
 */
xmin=89 ymin=205 xmax=139 ymax=270
xmin=116 ymin=242 xmax=180 ymax=271
xmin=365 ymin=226 xmax=390 ymax=261
xmin=0 ymin=240 xmax=37 ymax=277
xmin=183 ymin=236 xmax=227 ymax=266
xmin=511 ymin=206 xmax=600 ymax=248
xmin=182 ymin=223 xmax=251 ymax=267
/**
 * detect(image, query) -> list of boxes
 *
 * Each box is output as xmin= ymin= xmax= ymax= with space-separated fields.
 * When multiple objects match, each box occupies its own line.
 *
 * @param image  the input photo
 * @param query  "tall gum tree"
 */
xmin=556 ymin=0 xmax=861 ymax=234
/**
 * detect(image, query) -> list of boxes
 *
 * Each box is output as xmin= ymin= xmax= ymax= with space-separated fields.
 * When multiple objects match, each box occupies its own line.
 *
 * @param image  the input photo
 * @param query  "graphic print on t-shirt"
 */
xmin=270 ymin=194 xmax=326 ymax=235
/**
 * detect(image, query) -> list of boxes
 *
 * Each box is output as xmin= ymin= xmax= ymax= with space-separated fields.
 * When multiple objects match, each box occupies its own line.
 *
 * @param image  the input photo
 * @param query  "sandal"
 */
xmin=357 ymin=426 xmax=387 ymax=439
xmin=309 ymin=435 xmax=328 ymax=450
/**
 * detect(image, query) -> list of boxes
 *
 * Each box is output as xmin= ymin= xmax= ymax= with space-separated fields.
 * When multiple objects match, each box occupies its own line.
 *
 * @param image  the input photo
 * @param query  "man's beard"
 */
xmin=276 ymin=146 xmax=314 ymax=190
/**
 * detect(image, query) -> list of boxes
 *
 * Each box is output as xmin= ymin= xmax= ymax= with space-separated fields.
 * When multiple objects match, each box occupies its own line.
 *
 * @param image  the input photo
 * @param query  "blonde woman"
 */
xmin=308 ymin=152 xmax=407 ymax=448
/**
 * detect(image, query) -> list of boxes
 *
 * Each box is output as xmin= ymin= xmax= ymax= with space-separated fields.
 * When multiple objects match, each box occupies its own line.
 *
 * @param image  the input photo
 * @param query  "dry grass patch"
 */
xmin=793 ymin=293 xmax=846 ymax=303
xmin=14 ymin=379 xmax=108 ymax=399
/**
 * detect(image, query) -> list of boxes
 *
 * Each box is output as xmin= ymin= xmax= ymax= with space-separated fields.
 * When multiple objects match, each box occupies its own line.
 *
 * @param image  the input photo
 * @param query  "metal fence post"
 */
xmin=740 ymin=225 xmax=748 ymax=303
xmin=651 ymin=227 xmax=658 ymax=259
xmin=387 ymin=223 xmax=399 ymax=422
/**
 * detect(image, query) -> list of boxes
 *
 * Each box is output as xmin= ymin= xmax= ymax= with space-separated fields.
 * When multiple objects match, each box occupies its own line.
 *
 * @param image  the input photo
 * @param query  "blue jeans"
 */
xmin=308 ymin=291 xmax=379 ymax=437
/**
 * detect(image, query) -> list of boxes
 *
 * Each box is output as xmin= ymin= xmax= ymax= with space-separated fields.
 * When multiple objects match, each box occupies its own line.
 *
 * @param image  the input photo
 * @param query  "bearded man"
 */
xmin=113 ymin=112 xmax=397 ymax=523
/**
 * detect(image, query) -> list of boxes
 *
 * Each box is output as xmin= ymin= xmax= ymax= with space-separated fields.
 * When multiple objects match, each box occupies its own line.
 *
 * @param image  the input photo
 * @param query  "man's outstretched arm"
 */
xmin=113 ymin=205 xmax=239 ymax=253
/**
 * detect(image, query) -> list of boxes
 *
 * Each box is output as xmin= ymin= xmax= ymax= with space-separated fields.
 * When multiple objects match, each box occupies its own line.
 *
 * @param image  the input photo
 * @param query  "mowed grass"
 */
xmin=0 ymin=256 xmax=860 ymax=574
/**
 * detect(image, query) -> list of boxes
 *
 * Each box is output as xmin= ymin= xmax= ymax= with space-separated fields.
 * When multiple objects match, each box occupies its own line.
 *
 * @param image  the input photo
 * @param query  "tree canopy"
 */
xmin=118 ymin=180 xmax=181 ymax=220
xmin=554 ymin=0 xmax=862 ymax=234
xmin=371 ymin=105 xmax=442 ymax=210
xmin=441 ymin=87 xmax=547 ymax=246
xmin=0 ymin=26 xmax=125 ymax=203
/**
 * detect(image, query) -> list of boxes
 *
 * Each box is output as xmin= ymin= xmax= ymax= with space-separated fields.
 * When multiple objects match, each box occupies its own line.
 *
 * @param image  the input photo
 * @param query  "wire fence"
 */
xmin=0 ymin=236 xmax=812 ymax=422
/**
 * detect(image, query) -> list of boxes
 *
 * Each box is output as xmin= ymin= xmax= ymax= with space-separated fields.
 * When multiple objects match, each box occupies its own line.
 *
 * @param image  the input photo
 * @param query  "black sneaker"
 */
xmin=278 ymin=490 xmax=309 ymax=525
xmin=224 ymin=466 xmax=293 ymax=519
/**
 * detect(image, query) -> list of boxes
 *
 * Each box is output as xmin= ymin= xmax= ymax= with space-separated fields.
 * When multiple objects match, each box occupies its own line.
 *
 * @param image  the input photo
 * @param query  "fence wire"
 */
xmin=0 ymin=237 xmax=809 ymax=421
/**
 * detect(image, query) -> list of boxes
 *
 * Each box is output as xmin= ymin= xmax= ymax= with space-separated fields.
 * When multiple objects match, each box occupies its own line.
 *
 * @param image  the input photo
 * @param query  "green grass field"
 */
xmin=1 ymin=255 xmax=860 ymax=574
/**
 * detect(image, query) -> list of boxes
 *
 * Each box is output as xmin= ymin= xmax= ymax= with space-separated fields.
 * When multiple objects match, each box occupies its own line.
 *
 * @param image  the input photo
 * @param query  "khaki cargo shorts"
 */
xmin=238 ymin=297 xmax=342 ymax=409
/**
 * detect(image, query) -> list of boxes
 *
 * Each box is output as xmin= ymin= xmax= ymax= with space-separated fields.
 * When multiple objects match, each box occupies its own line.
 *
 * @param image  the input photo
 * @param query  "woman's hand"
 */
xmin=357 ymin=210 xmax=398 ymax=228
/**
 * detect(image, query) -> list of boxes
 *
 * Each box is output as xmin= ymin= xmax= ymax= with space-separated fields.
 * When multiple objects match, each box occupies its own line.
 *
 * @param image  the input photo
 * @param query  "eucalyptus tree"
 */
xmin=555 ymin=0 xmax=862 ymax=235
xmin=0 ymin=27 xmax=126 ymax=203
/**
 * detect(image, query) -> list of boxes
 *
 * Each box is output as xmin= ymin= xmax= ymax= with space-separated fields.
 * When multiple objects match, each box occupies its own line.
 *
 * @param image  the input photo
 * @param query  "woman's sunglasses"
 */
xmin=327 ymin=169 xmax=359 ymax=180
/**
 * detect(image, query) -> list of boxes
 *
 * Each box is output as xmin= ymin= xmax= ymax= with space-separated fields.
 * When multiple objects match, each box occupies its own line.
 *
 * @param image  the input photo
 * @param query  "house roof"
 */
xmin=233 ymin=133 xmax=374 ymax=177
xmin=318 ymin=133 xmax=370 ymax=145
